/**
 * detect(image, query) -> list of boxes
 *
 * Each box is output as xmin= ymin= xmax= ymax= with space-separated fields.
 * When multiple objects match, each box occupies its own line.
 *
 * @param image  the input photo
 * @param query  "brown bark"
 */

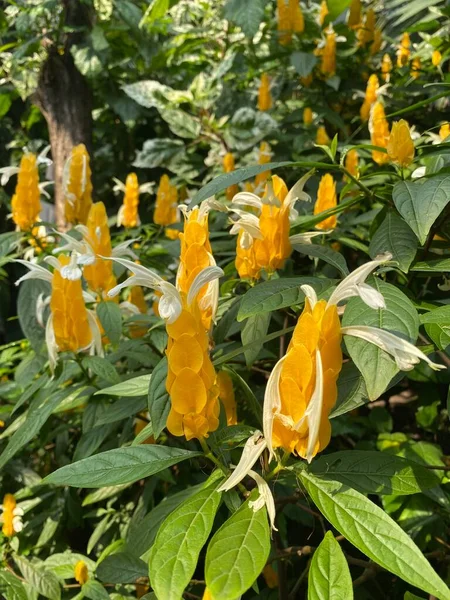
xmin=34 ymin=0 xmax=93 ymax=230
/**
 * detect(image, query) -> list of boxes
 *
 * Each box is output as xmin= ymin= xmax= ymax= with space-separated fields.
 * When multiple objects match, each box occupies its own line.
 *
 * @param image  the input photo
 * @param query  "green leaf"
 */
xmin=149 ymin=481 xmax=223 ymax=600
xmin=15 ymin=556 xmax=61 ymax=600
xmin=223 ymin=0 xmax=266 ymax=37
xmin=411 ymin=258 xmax=450 ymax=272
xmin=94 ymin=374 xmax=151 ymax=397
xmin=369 ymin=211 xmax=418 ymax=273
xmin=148 ymin=357 xmax=170 ymax=439
xmin=82 ymin=484 xmax=132 ymax=506
xmin=0 ymin=569 xmax=28 ymax=600
xmin=82 ymin=356 xmax=120 ymax=384
xmin=330 ymin=362 xmax=368 ymax=418
xmin=218 ymin=367 xmax=263 ymax=424
xmin=290 ymin=52 xmax=318 ymax=78
xmin=133 ymin=138 xmax=184 ymax=169
xmin=141 ymin=0 xmax=170 ymax=25
xmin=94 ymin=395 xmax=147 ymax=426
xmin=241 ymin=312 xmax=271 ymax=367
xmin=73 ymin=423 xmax=116 ymax=461
xmin=238 ymin=277 xmax=335 ymax=320
xmin=420 ymin=305 xmax=450 ymax=350
xmin=82 ymin=580 xmax=110 ymax=600
xmin=17 ymin=279 xmax=50 ymax=353
xmin=44 ymin=446 xmax=202 ymax=488
xmin=205 ymin=494 xmax=270 ymax=600
xmin=308 ymin=531 xmax=353 ymax=600
xmin=97 ymin=302 xmax=122 ymax=345
xmin=326 ymin=0 xmax=352 ymax=19
xmin=393 ymin=175 xmax=450 ymax=245
xmin=299 ymin=470 xmax=450 ymax=600
xmin=132 ymin=421 xmax=154 ymax=445
xmin=0 ymin=94 xmax=12 ymax=118
xmin=309 ymin=451 xmax=441 ymax=495
xmin=97 ymin=553 xmax=147 ymax=584
xmin=191 ymin=162 xmax=293 ymax=207
xmin=342 ymin=280 xmax=419 ymax=400
xmin=160 ymin=108 xmax=201 ymax=139
xmin=292 ymin=244 xmax=349 ymax=276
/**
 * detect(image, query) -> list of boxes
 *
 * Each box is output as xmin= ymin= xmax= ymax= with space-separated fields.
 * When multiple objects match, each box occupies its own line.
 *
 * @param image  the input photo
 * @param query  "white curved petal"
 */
xmin=284 ymin=169 xmax=315 ymax=209
xmin=356 ymin=283 xmax=386 ymax=310
xmin=0 ymin=166 xmax=20 ymax=186
xmin=60 ymin=253 xmax=82 ymax=280
xmin=198 ymin=197 xmax=220 ymax=219
xmin=36 ymin=293 xmax=50 ymax=328
xmin=83 ymin=291 xmax=97 ymax=304
xmin=289 ymin=231 xmax=330 ymax=245
xmin=45 ymin=314 xmax=58 ymax=373
xmin=116 ymin=204 xmax=125 ymax=226
xmin=87 ymin=310 xmax=104 ymax=356
xmin=341 ymin=326 xmax=446 ymax=372
xmin=231 ymin=192 xmax=263 ymax=211
xmin=305 ymin=350 xmax=324 ymax=463
xmin=14 ymin=260 xmax=53 ymax=286
xmin=262 ymin=181 xmax=281 ymax=207
xmin=158 ymin=283 xmax=183 ymax=325
xmin=104 ymin=256 xmax=163 ymax=285
xmin=300 ymin=284 xmax=318 ymax=309
xmin=120 ymin=301 xmax=141 ymax=316
xmin=187 ymin=266 xmax=224 ymax=307
xmin=263 ymin=356 xmax=285 ymax=461
xmin=37 ymin=144 xmax=52 ymax=165
xmin=217 ymin=432 xmax=267 ymax=492
xmin=248 ymin=470 xmax=278 ymax=531
xmin=12 ymin=516 xmax=23 ymax=532
xmin=112 ymin=239 xmax=139 ymax=260
xmin=44 ymin=256 xmax=62 ymax=271
xmin=12 ymin=507 xmax=24 ymax=516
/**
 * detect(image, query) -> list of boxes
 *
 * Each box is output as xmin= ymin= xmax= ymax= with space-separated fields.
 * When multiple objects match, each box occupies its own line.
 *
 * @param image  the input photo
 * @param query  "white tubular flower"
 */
xmin=112 ymin=177 xmax=126 ymax=193
xmin=289 ymin=231 xmax=331 ymax=245
xmin=111 ymin=239 xmax=139 ymax=260
xmin=263 ymin=357 xmax=285 ymax=461
xmin=0 ymin=166 xmax=20 ymax=186
xmin=248 ymin=470 xmax=277 ymax=531
xmin=187 ymin=266 xmax=224 ymax=308
xmin=58 ymin=252 xmax=82 ymax=281
xmin=45 ymin=314 xmax=58 ymax=372
xmin=300 ymin=284 xmax=318 ymax=308
xmin=87 ymin=311 xmax=104 ymax=358
xmin=217 ymin=432 xmax=267 ymax=492
xmin=341 ymin=326 xmax=446 ymax=372
xmin=52 ymin=231 xmax=96 ymax=265
xmin=327 ymin=252 xmax=392 ymax=308
xmin=283 ymin=169 xmax=314 ymax=210
xmin=14 ymin=260 xmax=53 ymax=286
xmin=231 ymin=192 xmax=263 ymax=211
xmin=36 ymin=293 xmax=51 ymax=328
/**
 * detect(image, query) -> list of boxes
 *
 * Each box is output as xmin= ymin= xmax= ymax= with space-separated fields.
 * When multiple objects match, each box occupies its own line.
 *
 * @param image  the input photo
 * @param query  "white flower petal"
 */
xmin=248 ymin=470 xmax=278 ymax=531
xmin=0 ymin=166 xmax=20 ymax=186
xmin=14 ymin=260 xmax=53 ymax=286
xmin=231 ymin=192 xmax=263 ymax=211
xmin=158 ymin=282 xmax=183 ymax=325
xmin=83 ymin=291 xmax=97 ymax=304
xmin=341 ymin=325 xmax=446 ymax=372
xmin=300 ymin=284 xmax=318 ymax=309
xmin=187 ymin=266 xmax=224 ymax=307
xmin=304 ymin=350 xmax=324 ymax=463
xmin=60 ymin=253 xmax=82 ymax=280
xmin=44 ymin=256 xmax=62 ymax=270
xmin=263 ymin=356 xmax=285 ymax=461
xmin=45 ymin=314 xmax=58 ymax=373
xmin=112 ymin=239 xmax=139 ymax=260
xmin=12 ymin=516 xmax=23 ymax=532
xmin=12 ymin=507 xmax=24 ymax=516
xmin=104 ymin=257 xmax=163 ymax=285
xmin=284 ymin=169 xmax=315 ymax=209
xmin=289 ymin=231 xmax=330 ymax=245
xmin=356 ymin=283 xmax=386 ymax=310
xmin=36 ymin=293 xmax=50 ymax=328
xmin=217 ymin=432 xmax=267 ymax=492
xmin=120 ymin=301 xmax=141 ymax=315
xmin=87 ymin=310 xmax=104 ymax=357
xmin=117 ymin=204 xmax=125 ymax=226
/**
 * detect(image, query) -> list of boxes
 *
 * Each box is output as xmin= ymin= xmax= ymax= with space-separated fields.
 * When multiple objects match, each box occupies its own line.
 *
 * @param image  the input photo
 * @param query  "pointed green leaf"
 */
xmin=15 ymin=556 xmax=61 ymax=600
xmin=241 ymin=312 xmax=271 ymax=367
xmin=308 ymin=531 xmax=353 ymax=600
xmin=94 ymin=374 xmax=151 ymax=397
xmin=0 ymin=569 xmax=28 ymax=600
xmin=97 ymin=553 xmax=147 ymax=584
xmin=292 ymin=244 xmax=349 ymax=276
xmin=148 ymin=357 xmax=170 ymax=438
xmin=369 ymin=211 xmax=418 ymax=273
xmin=97 ymin=301 xmax=122 ymax=345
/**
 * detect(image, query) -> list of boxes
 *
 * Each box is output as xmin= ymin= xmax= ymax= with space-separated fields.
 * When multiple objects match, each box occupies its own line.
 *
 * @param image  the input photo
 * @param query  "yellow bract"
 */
xmin=347 ymin=0 xmax=361 ymax=28
xmin=344 ymin=149 xmax=359 ymax=180
xmin=121 ymin=173 xmax=140 ymax=228
xmin=316 ymin=125 xmax=330 ymax=145
xmin=439 ymin=123 xmax=450 ymax=140
xmin=277 ymin=0 xmax=304 ymax=45
xmin=65 ymin=144 xmax=93 ymax=226
xmin=319 ymin=27 xmax=336 ymax=76
xmin=217 ymin=371 xmax=237 ymax=425
xmin=154 ymin=174 xmax=179 ymax=226
xmin=272 ymin=299 xmax=342 ymax=459
xmin=319 ymin=0 xmax=328 ymax=26
xmin=129 ymin=286 xmax=148 ymax=338
xmin=11 ymin=153 xmax=41 ymax=232
xmin=51 ymin=255 xmax=93 ymax=353
xmin=303 ymin=107 xmax=313 ymax=126
xmin=432 ymin=50 xmax=442 ymax=67
xmin=381 ymin=53 xmax=392 ymax=82
xmin=370 ymin=27 xmax=382 ymax=55
xmin=360 ymin=74 xmax=379 ymax=121
xmin=411 ymin=57 xmax=421 ymax=79
xmin=357 ymin=8 xmax=375 ymax=47
xmin=387 ymin=120 xmax=415 ymax=167
xmin=254 ymin=142 xmax=272 ymax=190
xmin=166 ymin=298 xmax=219 ymax=441
xmin=223 ymin=152 xmax=239 ymax=201
xmin=370 ymin=101 xmax=390 ymax=165
xmin=83 ymin=202 xmax=117 ymax=298
xmin=397 ymin=32 xmax=410 ymax=67
xmin=258 ymin=73 xmax=273 ymax=111
xmin=74 ymin=560 xmax=89 ymax=585
xmin=2 ymin=493 xmax=17 ymax=537
xmin=314 ymin=173 xmax=337 ymax=230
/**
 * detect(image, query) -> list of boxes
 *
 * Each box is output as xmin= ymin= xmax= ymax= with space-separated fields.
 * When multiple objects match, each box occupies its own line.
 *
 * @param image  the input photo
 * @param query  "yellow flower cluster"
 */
xmin=83 ymin=202 xmax=117 ymax=299
xmin=347 ymin=0 xmax=361 ymax=28
xmin=357 ymin=8 xmax=375 ymax=47
xmin=277 ymin=0 xmax=304 ymax=45
xmin=316 ymin=125 xmax=330 ymax=145
xmin=254 ymin=142 xmax=272 ymax=190
xmin=11 ymin=153 xmax=41 ymax=232
xmin=344 ymin=149 xmax=359 ymax=180
xmin=319 ymin=0 xmax=328 ymax=26
xmin=381 ymin=53 xmax=392 ymax=81
xmin=258 ymin=73 xmax=273 ymax=111
xmin=65 ymin=144 xmax=93 ymax=226
xmin=223 ymin=153 xmax=239 ymax=201
xmin=314 ymin=173 xmax=337 ymax=230
xmin=318 ymin=27 xmax=336 ymax=77
xmin=370 ymin=101 xmax=390 ymax=165
xmin=128 ymin=286 xmax=148 ymax=338
xmin=360 ymin=74 xmax=379 ymax=121
xmin=119 ymin=173 xmax=140 ymax=228
xmin=397 ymin=32 xmax=410 ymax=67
xmin=154 ymin=174 xmax=179 ymax=228
xmin=303 ymin=107 xmax=313 ymax=126
xmin=387 ymin=120 xmax=415 ymax=167
xmin=1 ymin=494 xmax=21 ymax=537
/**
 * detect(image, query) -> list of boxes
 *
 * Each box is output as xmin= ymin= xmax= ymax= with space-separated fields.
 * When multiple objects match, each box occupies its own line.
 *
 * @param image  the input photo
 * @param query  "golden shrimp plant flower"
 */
xmin=439 ymin=123 xmax=450 ymax=141
xmin=74 ymin=561 xmax=89 ymax=585
xmin=369 ymin=101 xmax=390 ymax=165
xmin=344 ymin=149 xmax=359 ymax=180
xmin=314 ymin=173 xmax=337 ymax=230
xmin=410 ymin=57 xmax=421 ymax=79
xmin=387 ymin=120 xmax=415 ymax=167
xmin=222 ymin=152 xmax=239 ymax=201
xmin=276 ymin=0 xmax=304 ymax=44
xmin=15 ymin=253 xmax=103 ymax=370
xmin=318 ymin=26 xmax=337 ymax=77
xmin=316 ymin=125 xmax=330 ymax=145
xmin=360 ymin=74 xmax=379 ymax=122
xmin=153 ymin=174 xmax=180 ymax=227
xmin=357 ymin=8 xmax=375 ymax=47
xmin=1 ymin=494 xmax=24 ymax=537
xmin=257 ymin=73 xmax=273 ymax=111
xmin=217 ymin=370 xmax=238 ymax=426
xmin=107 ymin=259 xmax=224 ymax=441
xmin=397 ymin=32 xmax=411 ymax=67
xmin=319 ymin=0 xmax=329 ymax=26
xmin=381 ymin=53 xmax=393 ymax=82
xmin=303 ymin=107 xmax=313 ymax=126
xmin=254 ymin=142 xmax=272 ymax=192
xmin=64 ymin=144 xmax=93 ymax=226
xmin=115 ymin=173 xmax=153 ymax=228
xmin=432 ymin=50 xmax=442 ymax=67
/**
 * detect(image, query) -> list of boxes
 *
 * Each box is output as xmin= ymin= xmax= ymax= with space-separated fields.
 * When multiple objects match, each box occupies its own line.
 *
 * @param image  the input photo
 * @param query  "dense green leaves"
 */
xmin=0 ymin=570 xmax=28 ymax=600
xmin=97 ymin=553 xmax=147 ymax=583
xmin=44 ymin=446 xmax=202 ymax=487
xmin=205 ymin=494 xmax=270 ymax=599
xmin=299 ymin=471 xmax=450 ymax=600
xmin=17 ymin=279 xmax=50 ymax=352
xmin=331 ymin=362 xmax=368 ymax=418
xmin=223 ymin=0 xmax=266 ymax=37
xmin=308 ymin=531 xmax=353 ymax=600
xmin=149 ymin=481 xmax=222 ymax=600
xmin=369 ymin=211 xmax=418 ymax=273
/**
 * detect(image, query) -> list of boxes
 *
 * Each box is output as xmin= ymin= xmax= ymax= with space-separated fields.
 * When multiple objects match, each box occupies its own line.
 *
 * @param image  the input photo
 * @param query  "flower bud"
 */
xmin=387 ymin=120 xmax=415 ymax=167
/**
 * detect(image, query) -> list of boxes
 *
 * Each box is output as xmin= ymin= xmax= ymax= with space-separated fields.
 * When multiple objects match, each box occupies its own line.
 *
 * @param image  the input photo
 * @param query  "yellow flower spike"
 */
xmin=370 ymin=27 xmax=382 ymax=55
xmin=319 ymin=0 xmax=329 ymax=26
xmin=369 ymin=101 xmax=390 ymax=165
xmin=258 ymin=73 xmax=273 ymax=111
xmin=83 ymin=202 xmax=117 ymax=299
xmin=319 ymin=27 xmax=336 ymax=76
xmin=303 ymin=107 xmax=313 ymax=126
xmin=439 ymin=123 xmax=450 ymax=141
xmin=432 ymin=49 xmax=442 ymax=67
xmin=314 ymin=174 xmax=337 ymax=230
xmin=166 ymin=297 xmax=220 ymax=441
xmin=410 ymin=56 xmax=421 ymax=79
xmin=397 ymin=32 xmax=411 ymax=67
xmin=387 ymin=120 xmax=415 ymax=167
xmin=74 ymin=561 xmax=89 ymax=585
xmin=360 ymin=74 xmax=379 ymax=121
xmin=64 ymin=144 xmax=93 ymax=226
xmin=154 ymin=174 xmax=179 ymax=227
xmin=254 ymin=142 xmax=272 ymax=190
xmin=316 ymin=125 xmax=330 ymax=146
xmin=381 ymin=53 xmax=392 ymax=82
xmin=347 ymin=0 xmax=361 ymax=28
xmin=1 ymin=494 xmax=23 ymax=537
xmin=165 ymin=228 xmax=180 ymax=240
xmin=119 ymin=173 xmax=140 ymax=228
xmin=223 ymin=153 xmax=239 ymax=201
xmin=128 ymin=286 xmax=148 ymax=338
xmin=51 ymin=255 xmax=93 ymax=353
xmin=236 ymin=231 xmax=261 ymax=280
xmin=289 ymin=0 xmax=304 ymax=33
xmin=357 ymin=8 xmax=375 ymax=47
xmin=263 ymin=564 xmax=279 ymax=588
xmin=277 ymin=0 xmax=292 ymax=45
xmin=217 ymin=371 xmax=238 ymax=426
xmin=344 ymin=149 xmax=359 ymax=180
xmin=11 ymin=153 xmax=41 ymax=232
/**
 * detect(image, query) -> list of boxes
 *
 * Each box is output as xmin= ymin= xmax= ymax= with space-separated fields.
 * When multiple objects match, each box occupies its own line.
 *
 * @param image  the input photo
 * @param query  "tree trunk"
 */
xmin=34 ymin=1 xmax=93 ymax=230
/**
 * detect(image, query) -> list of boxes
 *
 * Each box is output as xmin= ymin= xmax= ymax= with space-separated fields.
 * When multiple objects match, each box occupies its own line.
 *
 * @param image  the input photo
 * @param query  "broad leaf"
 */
xmin=393 ymin=175 xmax=450 ymax=245
xmin=97 ymin=301 xmax=122 ymax=345
xmin=17 ymin=279 xmax=50 ymax=353
xmin=148 ymin=356 xmax=170 ymax=438
xmin=44 ymin=446 xmax=202 ymax=487
xmin=83 ymin=356 xmax=120 ymax=384
xmin=326 ymin=0 xmax=352 ymax=19
xmin=96 ymin=553 xmax=147 ymax=583
xmin=342 ymin=280 xmax=419 ymax=400
xmin=292 ymin=243 xmax=349 ymax=276
xmin=330 ymin=362 xmax=368 ymax=418
xmin=309 ymin=450 xmax=440 ymax=495
xmin=241 ymin=312 xmax=271 ymax=367
xmin=411 ymin=258 xmax=450 ymax=272
xmin=0 ymin=569 xmax=28 ymax=600
xmin=421 ymin=305 xmax=450 ymax=350
xmin=299 ymin=471 xmax=450 ymax=600
xmin=223 ymin=0 xmax=266 ymax=37
xmin=94 ymin=374 xmax=151 ymax=397
xmin=290 ymin=52 xmax=318 ymax=78
xmin=15 ymin=556 xmax=61 ymax=600
xmin=82 ymin=580 xmax=110 ymax=600
xmin=149 ymin=481 xmax=223 ymax=600
xmin=205 ymin=494 xmax=270 ymax=600
xmin=94 ymin=395 xmax=147 ymax=426
xmin=308 ymin=531 xmax=353 ymax=600
xmin=369 ymin=211 xmax=418 ymax=273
